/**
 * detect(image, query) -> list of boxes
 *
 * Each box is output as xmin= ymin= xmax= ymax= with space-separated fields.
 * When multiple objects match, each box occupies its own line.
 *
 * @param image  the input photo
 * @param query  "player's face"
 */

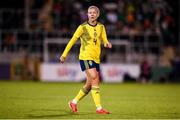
xmin=87 ymin=8 xmax=99 ymax=22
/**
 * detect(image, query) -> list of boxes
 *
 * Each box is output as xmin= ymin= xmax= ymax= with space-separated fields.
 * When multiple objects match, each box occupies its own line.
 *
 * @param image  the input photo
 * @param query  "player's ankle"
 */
xmin=72 ymin=99 xmax=77 ymax=104
xmin=97 ymin=106 xmax=102 ymax=111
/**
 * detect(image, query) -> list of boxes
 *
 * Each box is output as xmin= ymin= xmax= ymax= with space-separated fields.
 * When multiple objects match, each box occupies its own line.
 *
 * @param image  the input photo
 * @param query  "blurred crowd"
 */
xmin=0 ymin=0 xmax=178 ymax=44
xmin=0 ymin=0 xmax=177 ymax=49
xmin=51 ymin=0 xmax=176 ymax=36
xmin=0 ymin=0 xmax=178 ymax=55
xmin=35 ymin=0 xmax=177 ymax=45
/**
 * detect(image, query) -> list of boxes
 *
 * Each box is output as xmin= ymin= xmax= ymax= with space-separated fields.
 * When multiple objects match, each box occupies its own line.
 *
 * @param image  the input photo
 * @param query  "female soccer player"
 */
xmin=60 ymin=6 xmax=112 ymax=114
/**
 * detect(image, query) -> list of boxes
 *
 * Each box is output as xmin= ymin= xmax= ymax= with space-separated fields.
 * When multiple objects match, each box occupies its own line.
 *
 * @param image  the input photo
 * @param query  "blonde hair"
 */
xmin=88 ymin=6 xmax=100 ymax=17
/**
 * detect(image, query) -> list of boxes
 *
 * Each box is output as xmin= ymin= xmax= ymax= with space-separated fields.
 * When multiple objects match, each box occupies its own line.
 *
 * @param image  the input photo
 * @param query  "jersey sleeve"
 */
xmin=101 ymin=25 xmax=109 ymax=46
xmin=61 ymin=25 xmax=83 ymax=58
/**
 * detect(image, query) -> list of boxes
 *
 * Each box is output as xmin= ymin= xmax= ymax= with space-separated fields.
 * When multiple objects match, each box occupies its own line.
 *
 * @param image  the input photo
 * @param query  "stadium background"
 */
xmin=0 ymin=0 xmax=179 ymax=82
xmin=0 ymin=0 xmax=180 ymax=119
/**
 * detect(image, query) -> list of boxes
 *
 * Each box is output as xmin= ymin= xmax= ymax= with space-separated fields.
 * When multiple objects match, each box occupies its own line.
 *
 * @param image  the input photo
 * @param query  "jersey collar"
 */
xmin=87 ymin=21 xmax=98 ymax=27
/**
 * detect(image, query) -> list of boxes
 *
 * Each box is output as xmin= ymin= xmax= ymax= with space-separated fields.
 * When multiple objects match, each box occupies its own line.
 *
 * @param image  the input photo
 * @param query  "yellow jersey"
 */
xmin=61 ymin=22 xmax=109 ymax=63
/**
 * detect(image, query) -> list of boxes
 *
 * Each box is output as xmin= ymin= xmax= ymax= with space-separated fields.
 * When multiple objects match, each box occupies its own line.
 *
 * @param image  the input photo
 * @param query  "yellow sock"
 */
xmin=74 ymin=87 xmax=90 ymax=103
xmin=91 ymin=86 xmax=102 ymax=108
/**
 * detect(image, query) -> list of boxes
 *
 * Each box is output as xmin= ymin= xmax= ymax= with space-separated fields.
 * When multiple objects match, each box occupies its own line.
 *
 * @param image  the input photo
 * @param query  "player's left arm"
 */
xmin=101 ymin=25 xmax=112 ymax=49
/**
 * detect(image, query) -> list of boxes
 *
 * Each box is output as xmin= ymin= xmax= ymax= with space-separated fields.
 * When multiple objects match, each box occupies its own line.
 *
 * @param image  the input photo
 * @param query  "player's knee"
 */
xmin=90 ymin=73 xmax=98 ymax=80
xmin=91 ymin=75 xmax=100 ymax=86
xmin=86 ymin=68 xmax=98 ymax=81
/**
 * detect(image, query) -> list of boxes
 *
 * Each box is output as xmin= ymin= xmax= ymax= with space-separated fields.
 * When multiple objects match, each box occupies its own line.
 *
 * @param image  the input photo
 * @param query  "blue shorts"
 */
xmin=79 ymin=60 xmax=100 ymax=72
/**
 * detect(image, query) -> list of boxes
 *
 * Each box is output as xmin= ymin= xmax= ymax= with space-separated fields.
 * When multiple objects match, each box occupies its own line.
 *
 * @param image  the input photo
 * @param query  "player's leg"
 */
xmin=69 ymin=60 xmax=93 ymax=113
xmin=85 ymin=68 xmax=110 ymax=114
xmin=69 ymin=75 xmax=91 ymax=113
xmin=73 ymin=75 xmax=91 ymax=103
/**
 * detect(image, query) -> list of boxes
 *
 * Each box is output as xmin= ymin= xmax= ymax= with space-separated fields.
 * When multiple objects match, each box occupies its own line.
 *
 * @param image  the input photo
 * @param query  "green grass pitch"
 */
xmin=0 ymin=81 xmax=180 ymax=119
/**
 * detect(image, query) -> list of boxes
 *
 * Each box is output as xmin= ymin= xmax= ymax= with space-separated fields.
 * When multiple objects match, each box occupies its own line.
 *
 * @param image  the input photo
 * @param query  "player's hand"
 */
xmin=60 ymin=56 xmax=65 ymax=63
xmin=105 ymin=42 xmax=112 ymax=48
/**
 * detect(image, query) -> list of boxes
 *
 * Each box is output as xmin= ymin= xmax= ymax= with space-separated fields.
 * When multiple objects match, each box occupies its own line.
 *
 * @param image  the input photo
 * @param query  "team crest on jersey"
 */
xmin=89 ymin=61 xmax=93 ymax=66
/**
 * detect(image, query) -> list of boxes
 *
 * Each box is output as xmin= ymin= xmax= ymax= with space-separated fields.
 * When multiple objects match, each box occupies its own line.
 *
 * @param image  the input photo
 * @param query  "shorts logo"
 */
xmin=89 ymin=61 xmax=93 ymax=66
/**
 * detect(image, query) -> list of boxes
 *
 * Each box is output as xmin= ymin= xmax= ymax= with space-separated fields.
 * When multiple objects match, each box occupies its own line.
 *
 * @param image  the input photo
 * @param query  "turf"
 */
xmin=0 ymin=81 xmax=180 ymax=119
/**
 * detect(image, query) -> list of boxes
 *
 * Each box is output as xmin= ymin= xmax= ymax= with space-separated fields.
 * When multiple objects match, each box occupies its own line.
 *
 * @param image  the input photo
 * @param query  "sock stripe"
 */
xmin=82 ymin=87 xmax=90 ymax=94
xmin=91 ymin=86 xmax=100 ymax=91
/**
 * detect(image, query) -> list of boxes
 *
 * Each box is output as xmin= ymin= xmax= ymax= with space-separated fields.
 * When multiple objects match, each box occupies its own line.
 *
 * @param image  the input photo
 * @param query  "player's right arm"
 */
xmin=60 ymin=25 xmax=83 ymax=63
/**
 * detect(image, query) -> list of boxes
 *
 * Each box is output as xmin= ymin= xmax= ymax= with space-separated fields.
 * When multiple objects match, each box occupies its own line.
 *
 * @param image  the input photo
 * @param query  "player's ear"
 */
xmin=95 ymin=7 xmax=100 ymax=18
xmin=97 ymin=12 xmax=100 ymax=18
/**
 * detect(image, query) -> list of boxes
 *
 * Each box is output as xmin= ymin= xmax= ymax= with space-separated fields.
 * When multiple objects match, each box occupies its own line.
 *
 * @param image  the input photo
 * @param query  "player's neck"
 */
xmin=88 ymin=20 xmax=97 ymax=27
